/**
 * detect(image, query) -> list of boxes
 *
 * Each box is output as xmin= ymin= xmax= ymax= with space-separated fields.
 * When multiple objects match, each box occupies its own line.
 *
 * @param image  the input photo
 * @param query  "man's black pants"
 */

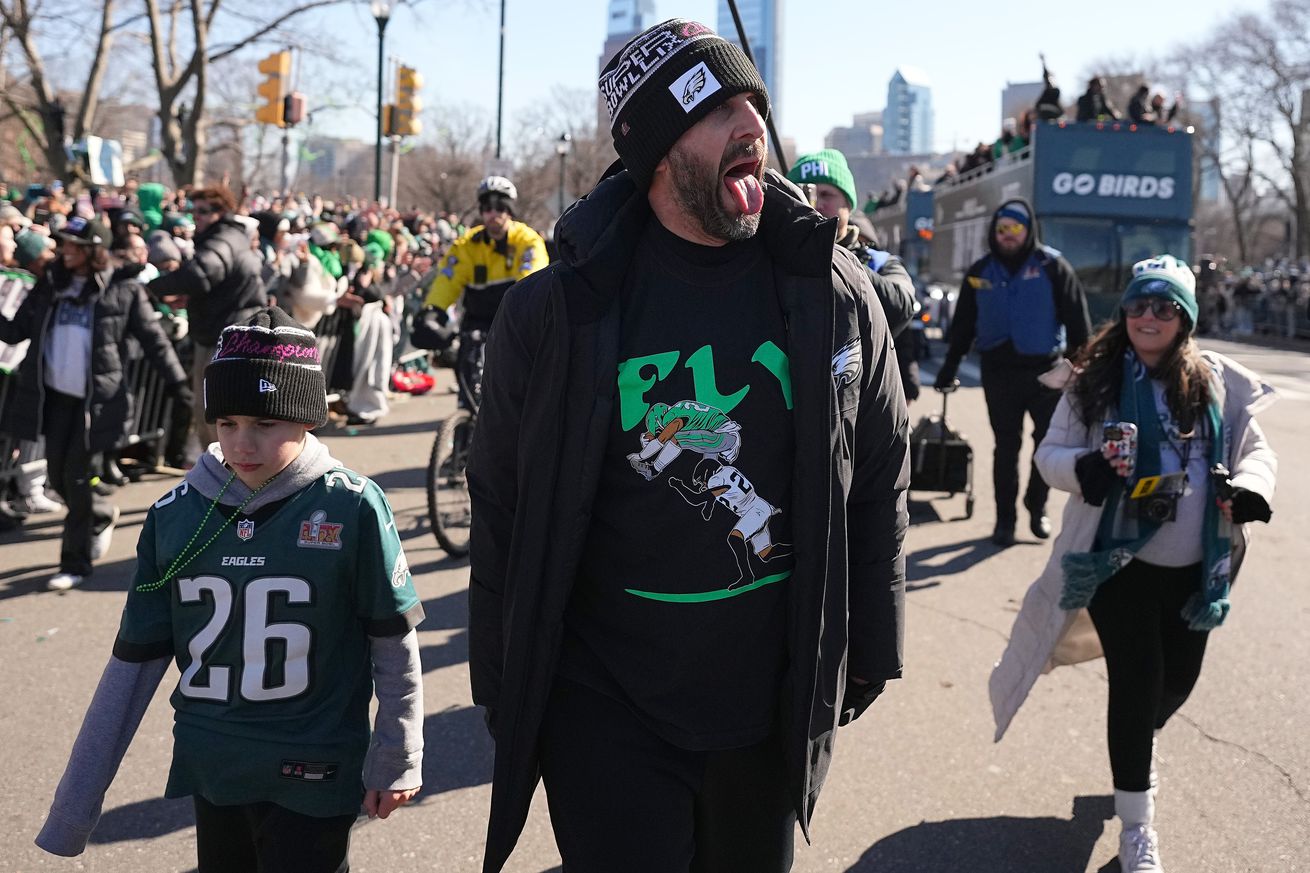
xmin=193 ymin=796 xmax=356 ymax=873
xmin=980 ymin=359 xmax=1061 ymax=525
xmin=538 ymin=676 xmax=796 ymax=873
xmin=42 ymin=389 xmax=115 ymax=576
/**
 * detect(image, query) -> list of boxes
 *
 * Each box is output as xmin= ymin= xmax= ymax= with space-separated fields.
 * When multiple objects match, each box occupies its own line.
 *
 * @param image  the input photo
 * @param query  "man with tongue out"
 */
xmin=466 ymin=18 xmax=909 ymax=873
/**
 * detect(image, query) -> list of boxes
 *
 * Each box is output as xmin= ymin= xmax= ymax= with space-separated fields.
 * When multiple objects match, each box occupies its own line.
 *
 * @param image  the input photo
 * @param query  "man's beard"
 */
xmin=665 ymin=139 xmax=766 ymax=242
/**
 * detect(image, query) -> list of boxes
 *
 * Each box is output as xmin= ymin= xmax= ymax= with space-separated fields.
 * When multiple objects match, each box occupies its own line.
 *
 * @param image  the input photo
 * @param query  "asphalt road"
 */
xmin=1 ymin=337 xmax=1305 ymax=873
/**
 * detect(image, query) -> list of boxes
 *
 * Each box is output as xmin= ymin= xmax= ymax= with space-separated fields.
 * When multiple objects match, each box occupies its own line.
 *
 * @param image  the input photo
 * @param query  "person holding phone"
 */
xmin=989 ymin=256 xmax=1278 ymax=872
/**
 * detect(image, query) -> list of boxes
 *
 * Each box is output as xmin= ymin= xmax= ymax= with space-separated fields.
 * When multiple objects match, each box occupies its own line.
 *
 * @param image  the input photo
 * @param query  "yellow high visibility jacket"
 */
xmin=424 ymin=221 xmax=549 ymax=310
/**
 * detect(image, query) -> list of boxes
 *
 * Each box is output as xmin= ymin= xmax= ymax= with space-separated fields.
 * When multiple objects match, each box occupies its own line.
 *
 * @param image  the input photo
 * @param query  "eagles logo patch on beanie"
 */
xmin=598 ymin=18 xmax=770 ymax=188
xmin=204 ymin=307 xmax=328 ymax=426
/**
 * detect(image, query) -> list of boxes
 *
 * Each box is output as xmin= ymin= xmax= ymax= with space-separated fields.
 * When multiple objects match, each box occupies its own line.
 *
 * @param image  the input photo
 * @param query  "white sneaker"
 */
xmin=47 ymin=572 xmax=85 ymax=591
xmin=1119 ymin=823 xmax=1164 ymax=872
xmin=91 ymin=506 xmax=120 ymax=561
xmin=18 ymin=492 xmax=61 ymax=514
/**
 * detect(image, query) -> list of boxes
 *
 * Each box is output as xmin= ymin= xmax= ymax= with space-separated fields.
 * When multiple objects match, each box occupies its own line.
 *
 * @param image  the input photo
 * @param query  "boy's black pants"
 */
xmin=538 ymin=676 xmax=796 ymax=873
xmin=193 ymin=796 xmax=356 ymax=873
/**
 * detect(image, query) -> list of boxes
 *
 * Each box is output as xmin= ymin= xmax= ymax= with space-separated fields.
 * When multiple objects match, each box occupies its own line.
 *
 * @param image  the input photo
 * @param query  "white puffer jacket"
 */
xmin=988 ymin=350 xmax=1278 ymax=741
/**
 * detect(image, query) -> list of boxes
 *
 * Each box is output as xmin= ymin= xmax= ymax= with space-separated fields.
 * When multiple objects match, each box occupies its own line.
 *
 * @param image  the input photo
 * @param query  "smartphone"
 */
xmin=1102 ymin=422 xmax=1138 ymax=479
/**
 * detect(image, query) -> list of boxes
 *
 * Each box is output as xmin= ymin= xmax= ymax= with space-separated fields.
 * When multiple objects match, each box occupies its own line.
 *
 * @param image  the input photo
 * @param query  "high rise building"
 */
xmin=596 ymin=0 xmax=657 ymax=132
xmin=825 ymin=111 xmax=884 ymax=157
xmin=885 ymin=67 xmax=934 ymax=155
xmin=716 ymin=0 xmax=782 ymax=123
xmin=1001 ymin=81 xmax=1045 ymax=125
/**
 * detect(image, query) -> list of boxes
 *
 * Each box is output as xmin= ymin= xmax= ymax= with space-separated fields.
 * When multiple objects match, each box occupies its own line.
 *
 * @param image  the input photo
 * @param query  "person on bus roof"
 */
xmin=933 ymin=199 xmax=1092 ymax=546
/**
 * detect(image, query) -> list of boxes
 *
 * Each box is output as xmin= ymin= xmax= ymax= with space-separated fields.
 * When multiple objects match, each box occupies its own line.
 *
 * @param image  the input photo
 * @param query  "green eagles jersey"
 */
xmin=114 ymin=467 xmax=423 ymax=817
xmin=645 ymin=400 xmax=730 ymax=437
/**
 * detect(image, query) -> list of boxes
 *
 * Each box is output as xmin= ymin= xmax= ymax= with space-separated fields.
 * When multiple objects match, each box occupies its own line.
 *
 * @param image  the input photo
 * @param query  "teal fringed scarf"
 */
xmin=1061 ymin=352 xmax=1232 ymax=630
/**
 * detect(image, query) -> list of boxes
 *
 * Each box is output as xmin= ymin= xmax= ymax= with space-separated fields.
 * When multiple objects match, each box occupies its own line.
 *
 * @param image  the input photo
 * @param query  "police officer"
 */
xmin=934 ymin=199 xmax=1090 ymax=546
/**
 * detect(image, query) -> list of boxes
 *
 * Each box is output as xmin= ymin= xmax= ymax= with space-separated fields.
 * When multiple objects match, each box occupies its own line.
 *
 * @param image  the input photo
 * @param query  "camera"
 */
xmin=1126 ymin=470 xmax=1186 ymax=524
xmin=1133 ymin=491 xmax=1179 ymax=524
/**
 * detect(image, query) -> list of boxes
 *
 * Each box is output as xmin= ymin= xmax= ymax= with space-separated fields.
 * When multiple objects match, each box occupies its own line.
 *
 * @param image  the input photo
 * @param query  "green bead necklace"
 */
xmin=136 ymin=470 xmax=274 ymax=593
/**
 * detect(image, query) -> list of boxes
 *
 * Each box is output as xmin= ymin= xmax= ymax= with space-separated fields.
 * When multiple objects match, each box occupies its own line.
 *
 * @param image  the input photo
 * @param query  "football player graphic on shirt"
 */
xmin=627 ymin=399 xmax=742 ymax=481
xmin=668 ymin=457 xmax=792 ymax=591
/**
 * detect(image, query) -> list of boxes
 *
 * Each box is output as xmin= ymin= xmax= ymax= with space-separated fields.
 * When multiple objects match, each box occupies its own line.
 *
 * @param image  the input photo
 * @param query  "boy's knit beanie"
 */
xmin=204 ymin=307 xmax=328 ymax=426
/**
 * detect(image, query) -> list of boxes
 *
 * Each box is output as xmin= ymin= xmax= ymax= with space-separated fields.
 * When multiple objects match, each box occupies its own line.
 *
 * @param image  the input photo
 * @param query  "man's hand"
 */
xmin=839 ymin=676 xmax=886 ymax=726
xmin=338 ymin=292 xmax=365 ymax=314
xmin=363 ymin=787 xmax=420 ymax=820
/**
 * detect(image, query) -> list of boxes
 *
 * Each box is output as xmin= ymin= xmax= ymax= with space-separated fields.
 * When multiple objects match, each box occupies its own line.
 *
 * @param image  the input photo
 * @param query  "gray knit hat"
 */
xmin=598 ymin=19 xmax=770 ymax=188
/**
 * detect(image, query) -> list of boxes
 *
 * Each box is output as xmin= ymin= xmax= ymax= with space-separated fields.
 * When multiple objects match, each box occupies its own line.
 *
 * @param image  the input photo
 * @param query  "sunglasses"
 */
xmin=1123 ymin=297 xmax=1182 ymax=320
xmin=479 ymin=203 xmax=509 ymax=215
xmin=995 ymin=219 xmax=1027 ymax=235
xmin=192 ymin=205 xmax=218 ymax=216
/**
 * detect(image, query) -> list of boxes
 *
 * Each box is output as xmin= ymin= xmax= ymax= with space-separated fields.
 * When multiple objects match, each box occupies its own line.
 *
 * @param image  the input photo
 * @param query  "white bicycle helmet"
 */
xmin=477 ymin=176 xmax=518 ymax=202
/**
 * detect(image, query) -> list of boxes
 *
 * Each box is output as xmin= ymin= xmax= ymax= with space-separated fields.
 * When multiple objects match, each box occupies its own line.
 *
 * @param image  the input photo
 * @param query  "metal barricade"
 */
xmin=0 ymin=371 xmax=24 ymax=486
xmin=115 ymin=339 xmax=175 ymax=466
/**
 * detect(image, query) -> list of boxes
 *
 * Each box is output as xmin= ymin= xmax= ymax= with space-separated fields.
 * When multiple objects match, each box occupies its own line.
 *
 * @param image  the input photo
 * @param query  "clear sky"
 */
xmin=319 ymin=0 xmax=1242 ymax=159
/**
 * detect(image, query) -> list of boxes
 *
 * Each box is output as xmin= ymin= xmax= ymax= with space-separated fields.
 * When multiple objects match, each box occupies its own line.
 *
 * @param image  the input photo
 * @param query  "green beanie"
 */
xmin=1121 ymin=254 xmax=1199 ymax=328
xmin=366 ymin=228 xmax=394 ymax=257
xmin=787 ymin=148 xmax=857 ymax=210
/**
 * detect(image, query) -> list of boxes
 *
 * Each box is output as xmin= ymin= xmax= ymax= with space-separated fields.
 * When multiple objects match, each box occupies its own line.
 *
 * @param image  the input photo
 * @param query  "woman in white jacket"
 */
xmin=989 ymin=256 xmax=1277 ymax=873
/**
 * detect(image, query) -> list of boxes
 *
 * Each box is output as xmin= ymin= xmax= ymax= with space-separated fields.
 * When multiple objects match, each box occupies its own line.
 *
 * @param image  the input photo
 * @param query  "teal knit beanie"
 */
xmin=1121 ymin=254 xmax=1198 ymax=328
xmin=787 ymin=149 xmax=858 ymax=210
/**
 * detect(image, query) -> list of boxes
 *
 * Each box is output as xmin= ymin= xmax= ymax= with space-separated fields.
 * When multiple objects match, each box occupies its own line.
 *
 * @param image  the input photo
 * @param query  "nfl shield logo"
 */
xmin=237 ymin=519 xmax=255 ymax=541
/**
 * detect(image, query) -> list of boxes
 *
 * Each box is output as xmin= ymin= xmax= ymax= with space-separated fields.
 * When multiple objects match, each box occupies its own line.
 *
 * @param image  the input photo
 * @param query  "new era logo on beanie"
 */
xmin=204 ymin=307 xmax=328 ymax=426
xmin=599 ymin=18 xmax=770 ymax=188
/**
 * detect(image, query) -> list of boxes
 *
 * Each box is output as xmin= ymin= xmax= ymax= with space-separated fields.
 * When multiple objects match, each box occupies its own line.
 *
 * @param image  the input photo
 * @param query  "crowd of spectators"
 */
xmin=1195 ymin=257 xmax=1310 ymax=341
xmin=0 ymin=177 xmax=465 ymax=537
xmin=865 ymin=63 xmax=1190 ymax=210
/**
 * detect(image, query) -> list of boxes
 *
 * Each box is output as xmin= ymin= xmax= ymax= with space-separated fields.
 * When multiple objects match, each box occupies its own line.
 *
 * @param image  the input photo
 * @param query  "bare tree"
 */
xmin=0 ymin=0 xmax=128 ymax=184
xmin=1217 ymin=0 xmax=1310 ymax=258
xmin=142 ymin=0 xmax=355 ymax=186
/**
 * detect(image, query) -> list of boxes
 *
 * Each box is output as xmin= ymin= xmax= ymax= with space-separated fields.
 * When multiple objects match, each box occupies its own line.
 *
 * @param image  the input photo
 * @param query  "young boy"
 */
xmin=35 ymin=307 xmax=425 ymax=872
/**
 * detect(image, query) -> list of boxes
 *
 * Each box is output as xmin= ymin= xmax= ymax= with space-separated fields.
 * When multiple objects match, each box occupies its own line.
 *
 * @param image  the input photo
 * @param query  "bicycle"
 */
xmin=424 ymin=279 xmax=511 ymax=557
xmin=425 ymin=326 xmax=484 ymax=557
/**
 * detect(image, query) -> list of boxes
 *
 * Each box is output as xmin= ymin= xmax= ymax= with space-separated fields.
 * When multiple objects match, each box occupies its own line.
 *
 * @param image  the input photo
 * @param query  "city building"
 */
xmin=825 ymin=111 xmax=884 ymax=158
xmin=1190 ymin=98 xmax=1221 ymax=203
xmin=596 ymin=0 xmax=656 ymax=132
xmin=715 ymin=0 xmax=782 ymax=123
xmin=1001 ymin=81 xmax=1045 ymax=125
xmin=885 ymin=67 xmax=933 ymax=155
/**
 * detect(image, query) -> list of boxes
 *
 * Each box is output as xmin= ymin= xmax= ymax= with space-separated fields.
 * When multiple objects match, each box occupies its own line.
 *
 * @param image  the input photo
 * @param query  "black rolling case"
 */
xmin=909 ymin=383 xmax=975 ymax=518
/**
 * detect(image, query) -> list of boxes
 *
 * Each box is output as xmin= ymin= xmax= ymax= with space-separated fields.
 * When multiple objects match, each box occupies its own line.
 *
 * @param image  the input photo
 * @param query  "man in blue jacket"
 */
xmin=467 ymin=18 xmax=909 ymax=873
xmin=935 ymin=199 xmax=1091 ymax=545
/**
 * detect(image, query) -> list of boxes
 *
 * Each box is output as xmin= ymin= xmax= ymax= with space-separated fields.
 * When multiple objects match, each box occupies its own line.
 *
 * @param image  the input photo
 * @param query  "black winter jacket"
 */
xmin=837 ymin=226 xmax=917 ymax=338
xmin=0 ymin=263 xmax=187 ymax=452
xmin=466 ymin=169 xmax=910 ymax=873
xmin=149 ymin=215 xmax=265 ymax=345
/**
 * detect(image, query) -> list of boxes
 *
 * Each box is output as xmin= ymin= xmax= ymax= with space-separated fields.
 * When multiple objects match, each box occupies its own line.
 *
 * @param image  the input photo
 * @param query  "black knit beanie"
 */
xmin=204 ymin=307 xmax=328 ymax=426
xmin=599 ymin=19 xmax=770 ymax=189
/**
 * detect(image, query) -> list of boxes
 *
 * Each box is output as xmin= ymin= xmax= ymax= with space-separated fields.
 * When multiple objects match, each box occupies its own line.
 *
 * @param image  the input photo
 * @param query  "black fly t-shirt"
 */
xmin=561 ymin=218 xmax=795 ymax=750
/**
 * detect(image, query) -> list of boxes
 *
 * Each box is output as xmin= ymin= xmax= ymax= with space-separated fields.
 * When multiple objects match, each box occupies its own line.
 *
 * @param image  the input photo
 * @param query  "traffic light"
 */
xmin=393 ymin=65 xmax=423 ymax=137
xmin=255 ymin=51 xmax=291 ymax=127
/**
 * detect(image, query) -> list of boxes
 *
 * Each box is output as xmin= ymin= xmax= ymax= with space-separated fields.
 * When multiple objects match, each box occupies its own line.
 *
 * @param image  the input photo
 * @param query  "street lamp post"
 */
xmin=371 ymin=0 xmax=392 ymax=202
xmin=555 ymin=132 xmax=572 ymax=218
